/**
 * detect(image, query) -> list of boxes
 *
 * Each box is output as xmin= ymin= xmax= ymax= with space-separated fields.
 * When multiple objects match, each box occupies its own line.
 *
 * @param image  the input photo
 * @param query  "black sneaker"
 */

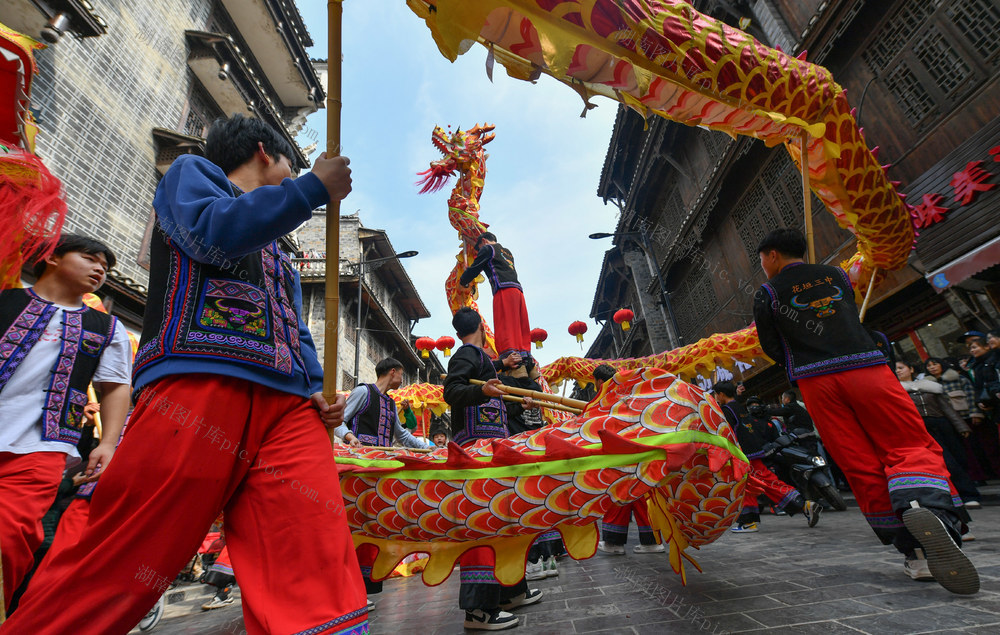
xmin=499 ymin=588 xmax=543 ymax=610
xmin=902 ymin=506 xmax=979 ymax=595
xmin=463 ymin=608 xmax=519 ymax=630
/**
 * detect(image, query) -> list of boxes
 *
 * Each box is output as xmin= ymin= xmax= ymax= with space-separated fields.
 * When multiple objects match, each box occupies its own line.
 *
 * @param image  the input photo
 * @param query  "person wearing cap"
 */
xmin=753 ymin=227 xmax=977 ymax=594
xmin=712 ymin=382 xmax=821 ymax=533
xmin=957 ymin=330 xmax=988 ymax=346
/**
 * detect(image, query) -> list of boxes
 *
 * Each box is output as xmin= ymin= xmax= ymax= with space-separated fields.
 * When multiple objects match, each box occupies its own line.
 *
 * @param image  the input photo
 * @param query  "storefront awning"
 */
xmin=926 ymin=235 xmax=1000 ymax=292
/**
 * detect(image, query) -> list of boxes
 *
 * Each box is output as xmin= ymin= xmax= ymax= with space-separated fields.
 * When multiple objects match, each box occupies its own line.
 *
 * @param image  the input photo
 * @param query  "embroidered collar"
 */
xmin=25 ymin=287 xmax=88 ymax=313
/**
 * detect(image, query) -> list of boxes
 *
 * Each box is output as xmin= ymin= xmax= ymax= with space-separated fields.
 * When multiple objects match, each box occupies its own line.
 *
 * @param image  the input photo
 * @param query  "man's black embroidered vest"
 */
xmin=0 ymin=288 xmax=116 ymax=444
xmin=348 ymin=384 xmax=396 ymax=447
xmin=134 ymin=218 xmax=307 ymax=383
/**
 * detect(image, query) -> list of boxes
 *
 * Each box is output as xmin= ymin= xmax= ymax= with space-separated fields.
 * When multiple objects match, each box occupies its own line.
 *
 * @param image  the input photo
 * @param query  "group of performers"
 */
xmin=0 ymin=115 xmax=981 ymax=635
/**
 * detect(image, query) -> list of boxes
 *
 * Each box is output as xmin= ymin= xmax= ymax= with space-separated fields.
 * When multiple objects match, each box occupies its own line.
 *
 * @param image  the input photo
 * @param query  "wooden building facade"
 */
xmin=592 ymin=0 xmax=1000 ymax=394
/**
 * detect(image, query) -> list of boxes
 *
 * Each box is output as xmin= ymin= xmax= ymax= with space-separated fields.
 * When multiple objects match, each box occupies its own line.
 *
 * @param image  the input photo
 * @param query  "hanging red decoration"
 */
xmin=415 ymin=336 xmax=436 ymax=359
xmin=568 ymin=321 xmax=588 ymax=344
xmin=435 ymin=335 xmax=455 ymax=357
xmin=530 ymin=328 xmax=548 ymax=349
xmin=613 ymin=308 xmax=635 ymax=331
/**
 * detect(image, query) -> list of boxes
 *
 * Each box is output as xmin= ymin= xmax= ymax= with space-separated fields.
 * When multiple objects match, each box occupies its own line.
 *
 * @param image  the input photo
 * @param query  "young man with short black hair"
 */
xmin=4 ymin=115 xmax=369 ymax=633
xmin=444 ymin=307 xmax=541 ymax=630
xmin=752 ymin=227 xmax=977 ymax=594
xmin=0 ymin=234 xmax=131 ymax=613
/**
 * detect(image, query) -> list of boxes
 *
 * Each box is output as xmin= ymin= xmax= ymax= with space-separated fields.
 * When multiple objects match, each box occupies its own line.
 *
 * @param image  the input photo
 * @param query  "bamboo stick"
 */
xmin=858 ymin=267 xmax=879 ymax=322
xmin=357 ymin=445 xmax=434 ymax=453
xmin=323 ymin=0 xmax=344 ymax=447
xmin=467 ymin=378 xmax=588 ymax=410
xmin=500 ymin=394 xmax=582 ymax=415
xmin=87 ymin=384 xmax=102 ymax=440
xmin=800 ymin=132 xmax=815 ymax=264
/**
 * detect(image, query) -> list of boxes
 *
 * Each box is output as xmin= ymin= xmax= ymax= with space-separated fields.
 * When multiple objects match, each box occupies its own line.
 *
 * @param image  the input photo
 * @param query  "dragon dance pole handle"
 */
xmin=359 ymin=445 xmax=435 ymax=454
xmin=323 ymin=0 xmax=344 ymax=447
xmin=800 ymin=132 xmax=815 ymax=264
xmin=465 ymin=378 xmax=588 ymax=410
xmin=500 ymin=393 xmax=582 ymax=415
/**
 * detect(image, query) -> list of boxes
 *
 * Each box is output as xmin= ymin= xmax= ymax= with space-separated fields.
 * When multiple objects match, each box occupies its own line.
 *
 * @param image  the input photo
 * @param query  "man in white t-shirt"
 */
xmin=0 ymin=234 xmax=131 ymax=612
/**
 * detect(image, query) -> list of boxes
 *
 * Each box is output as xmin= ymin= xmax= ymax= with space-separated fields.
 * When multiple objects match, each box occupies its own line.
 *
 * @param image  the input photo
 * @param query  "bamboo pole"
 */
xmin=360 ymin=446 xmax=434 ymax=454
xmin=0 ymin=545 xmax=5 ymax=623
xmin=858 ymin=267 xmax=879 ymax=322
xmin=800 ymin=132 xmax=815 ymax=264
xmin=500 ymin=394 xmax=582 ymax=415
xmin=468 ymin=378 xmax=588 ymax=410
xmin=323 ymin=0 xmax=344 ymax=447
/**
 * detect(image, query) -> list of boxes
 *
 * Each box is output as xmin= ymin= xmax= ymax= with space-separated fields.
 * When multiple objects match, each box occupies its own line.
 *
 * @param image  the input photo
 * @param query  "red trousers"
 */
xmin=0 ymin=451 xmax=65 ymax=610
xmin=3 ymin=375 xmax=368 ymax=635
xmin=493 ymin=288 xmax=531 ymax=358
xmin=799 ymin=364 xmax=959 ymax=543
xmin=741 ymin=459 xmax=803 ymax=522
xmin=45 ymin=497 xmax=91 ymax=565
xmin=601 ymin=499 xmax=657 ymax=545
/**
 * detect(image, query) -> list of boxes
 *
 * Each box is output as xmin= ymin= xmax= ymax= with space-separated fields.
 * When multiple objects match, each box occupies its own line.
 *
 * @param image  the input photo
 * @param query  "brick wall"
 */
xmin=28 ymin=0 xmax=215 ymax=286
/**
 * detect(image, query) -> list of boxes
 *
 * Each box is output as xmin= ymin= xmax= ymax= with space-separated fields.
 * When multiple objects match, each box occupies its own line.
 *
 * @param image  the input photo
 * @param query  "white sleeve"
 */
xmin=92 ymin=320 xmax=133 ymax=385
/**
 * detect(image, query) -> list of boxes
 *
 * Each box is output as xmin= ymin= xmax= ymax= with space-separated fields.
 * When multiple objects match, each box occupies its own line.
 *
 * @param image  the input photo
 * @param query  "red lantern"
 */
xmin=568 ymin=321 xmax=588 ymax=344
xmin=614 ymin=308 xmax=634 ymax=332
xmin=436 ymin=335 xmax=455 ymax=357
xmin=530 ymin=328 xmax=548 ymax=349
xmin=415 ymin=336 xmax=436 ymax=359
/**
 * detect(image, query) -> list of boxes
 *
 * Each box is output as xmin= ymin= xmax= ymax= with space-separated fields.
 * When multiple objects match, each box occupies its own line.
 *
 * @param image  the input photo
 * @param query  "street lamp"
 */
xmin=352 ymin=249 xmax=418 ymax=382
xmin=589 ymin=231 xmax=682 ymax=348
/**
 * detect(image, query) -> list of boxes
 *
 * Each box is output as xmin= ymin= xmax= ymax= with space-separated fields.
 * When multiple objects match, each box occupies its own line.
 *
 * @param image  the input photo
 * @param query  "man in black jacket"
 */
xmin=443 ymin=307 xmax=541 ymax=630
xmin=767 ymin=391 xmax=814 ymax=432
xmin=753 ymin=228 xmax=977 ymax=594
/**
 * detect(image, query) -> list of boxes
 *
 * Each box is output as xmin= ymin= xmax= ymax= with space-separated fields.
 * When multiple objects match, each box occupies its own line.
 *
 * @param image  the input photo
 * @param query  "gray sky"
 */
xmin=297 ymin=1 xmax=621 ymax=363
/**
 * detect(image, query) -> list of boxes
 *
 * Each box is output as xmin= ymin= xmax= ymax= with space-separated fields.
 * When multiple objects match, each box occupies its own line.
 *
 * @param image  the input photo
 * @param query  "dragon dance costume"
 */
xmin=3 ymin=155 xmax=368 ymax=635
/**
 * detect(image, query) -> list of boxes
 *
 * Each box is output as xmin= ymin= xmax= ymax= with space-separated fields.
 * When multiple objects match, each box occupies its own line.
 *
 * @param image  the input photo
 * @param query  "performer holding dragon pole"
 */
xmin=444 ymin=307 xmax=541 ymax=631
xmin=2 ymin=115 xmax=368 ymax=634
xmin=460 ymin=232 xmax=532 ymax=363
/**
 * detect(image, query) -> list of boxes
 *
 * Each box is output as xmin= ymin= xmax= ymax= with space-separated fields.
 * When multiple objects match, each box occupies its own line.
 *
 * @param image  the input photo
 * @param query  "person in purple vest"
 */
xmin=444 ymin=307 xmax=540 ymax=631
xmin=333 ymin=357 xmax=432 ymax=611
xmin=334 ymin=358 xmax=432 ymax=450
xmin=0 ymin=234 xmax=131 ymax=613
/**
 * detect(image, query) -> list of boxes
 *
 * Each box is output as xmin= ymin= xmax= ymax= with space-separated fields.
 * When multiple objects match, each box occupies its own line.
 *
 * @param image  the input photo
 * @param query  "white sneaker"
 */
xmin=597 ymin=541 xmax=625 ymax=555
xmin=464 ymin=608 xmax=519 ymax=630
xmin=963 ymin=531 xmax=976 ymax=542
xmin=904 ymin=548 xmax=934 ymax=581
xmin=525 ymin=560 xmax=546 ymax=581
xmin=366 ymin=598 xmax=375 ymax=611
xmin=544 ymin=556 xmax=559 ymax=578
xmin=201 ymin=595 xmax=235 ymax=610
xmin=964 ymin=501 xmax=982 ymax=510
xmin=500 ymin=588 xmax=543 ymax=610
xmin=633 ymin=544 xmax=665 ymax=554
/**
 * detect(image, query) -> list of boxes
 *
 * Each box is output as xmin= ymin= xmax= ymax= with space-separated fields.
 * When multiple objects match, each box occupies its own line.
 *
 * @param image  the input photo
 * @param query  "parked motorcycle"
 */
xmin=763 ymin=428 xmax=847 ymax=511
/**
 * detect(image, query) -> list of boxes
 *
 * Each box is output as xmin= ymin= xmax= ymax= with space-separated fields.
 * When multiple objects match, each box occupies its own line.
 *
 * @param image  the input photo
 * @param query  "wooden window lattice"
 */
xmin=946 ymin=0 xmax=1000 ymax=62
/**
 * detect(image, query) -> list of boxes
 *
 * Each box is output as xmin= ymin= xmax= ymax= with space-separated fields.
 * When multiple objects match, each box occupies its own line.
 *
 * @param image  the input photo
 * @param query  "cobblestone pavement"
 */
xmin=139 ymin=490 xmax=1000 ymax=634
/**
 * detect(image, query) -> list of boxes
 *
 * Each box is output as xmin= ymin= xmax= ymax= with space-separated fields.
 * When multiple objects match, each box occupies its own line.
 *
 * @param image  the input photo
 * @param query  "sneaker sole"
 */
xmin=463 ymin=619 xmax=519 ymax=631
xmin=545 ymin=568 xmax=559 ymax=578
xmin=808 ymin=506 xmax=822 ymax=528
xmin=525 ymin=572 xmax=546 ymax=581
xmin=902 ymin=507 xmax=979 ymax=595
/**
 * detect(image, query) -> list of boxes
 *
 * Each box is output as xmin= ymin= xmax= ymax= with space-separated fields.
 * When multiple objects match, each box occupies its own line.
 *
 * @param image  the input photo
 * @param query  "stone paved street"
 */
xmin=142 ymin=487 xmax=1000 ymax=634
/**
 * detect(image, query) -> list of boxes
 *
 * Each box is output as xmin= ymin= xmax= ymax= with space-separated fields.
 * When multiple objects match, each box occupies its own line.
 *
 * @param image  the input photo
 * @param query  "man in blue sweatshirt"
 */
xmin=4 ymin=115 xmax=369 ymax=635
